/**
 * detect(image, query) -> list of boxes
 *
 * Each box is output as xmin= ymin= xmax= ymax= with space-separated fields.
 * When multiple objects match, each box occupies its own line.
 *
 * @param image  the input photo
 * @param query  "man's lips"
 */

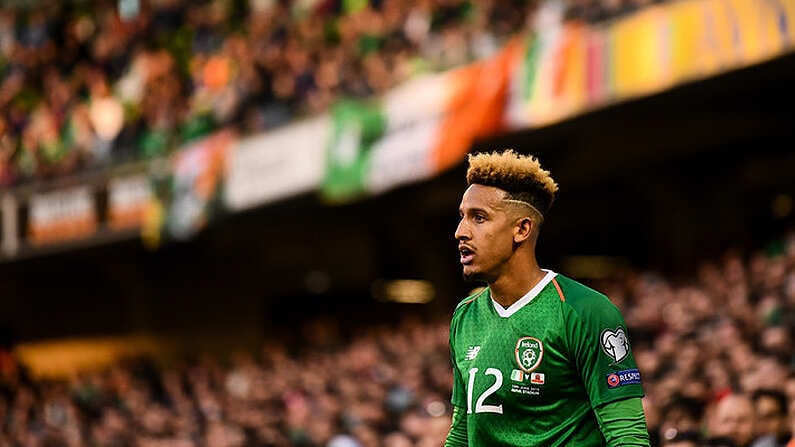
xmin=459 ymin=245 xmax=475 ymax=265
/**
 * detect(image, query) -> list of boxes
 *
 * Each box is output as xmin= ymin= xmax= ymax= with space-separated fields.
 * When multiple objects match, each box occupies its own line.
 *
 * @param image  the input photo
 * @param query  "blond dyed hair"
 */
xmin=466 ymin=149 xmax=559 ymax=218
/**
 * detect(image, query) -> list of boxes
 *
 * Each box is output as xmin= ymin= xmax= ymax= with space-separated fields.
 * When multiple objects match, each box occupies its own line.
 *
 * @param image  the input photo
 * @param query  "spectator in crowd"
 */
xmin=708 ymin=394 xmax=757 ymax=447
xmin=662 ymin=430 xmax=702 ymax=447
xmin=656 ymin=396 xmax=705 ymax=445
xmin=751 ymin=390 xmax=790 ymax=447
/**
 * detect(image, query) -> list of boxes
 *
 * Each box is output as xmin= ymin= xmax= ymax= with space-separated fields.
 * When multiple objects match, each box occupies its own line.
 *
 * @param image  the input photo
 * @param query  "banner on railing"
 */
xmin=144 ymin=130 xmax=235 ymax=245
xmin=28 ymin=187 xmax=97 ymax=245
xmin=108 ymin=174 xmax=152 ymax=230
xmin=321 ymin=42 xmax=516 ymax=202
xmin=225 ymin=117 xmax=327 ymax=211
xmin=507 ymin=0 xmax=795 ymax=127
xmin=322 ymin=99 xmax=387 ymax=202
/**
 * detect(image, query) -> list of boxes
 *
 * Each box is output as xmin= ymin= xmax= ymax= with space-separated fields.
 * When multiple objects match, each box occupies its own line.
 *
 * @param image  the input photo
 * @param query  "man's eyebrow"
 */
xmin=461 ymin=207 xmax=490 ymax=215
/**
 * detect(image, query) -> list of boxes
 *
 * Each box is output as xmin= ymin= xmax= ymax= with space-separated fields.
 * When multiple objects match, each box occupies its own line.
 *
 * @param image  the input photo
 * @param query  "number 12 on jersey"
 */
xmin=467 ymin=368 xmax=504 ymax=414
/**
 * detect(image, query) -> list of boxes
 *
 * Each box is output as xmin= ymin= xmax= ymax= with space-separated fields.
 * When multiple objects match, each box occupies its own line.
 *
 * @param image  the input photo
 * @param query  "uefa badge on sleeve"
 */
xmin=600 ymin=327 xmax=630 ymax=364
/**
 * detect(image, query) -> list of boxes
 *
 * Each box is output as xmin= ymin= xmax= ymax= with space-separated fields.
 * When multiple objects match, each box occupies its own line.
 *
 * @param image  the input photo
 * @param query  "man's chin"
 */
xmin=462 ymin=267 xmax=481 ymax=282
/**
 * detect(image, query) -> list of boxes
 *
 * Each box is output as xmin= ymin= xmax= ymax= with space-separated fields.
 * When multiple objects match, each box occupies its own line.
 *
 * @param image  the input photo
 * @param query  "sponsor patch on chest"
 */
xmin=465 ymin=345 xmax=481 ymax=361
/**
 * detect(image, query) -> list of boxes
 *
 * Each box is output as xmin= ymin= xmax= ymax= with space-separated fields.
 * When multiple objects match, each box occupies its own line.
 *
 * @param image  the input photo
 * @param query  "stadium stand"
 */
xmin=0 ymin=231 xmax=794 ymax=446
xmin=0 ymin=0 xmax=675 ymax=187
xmin=1 ymin=0 xmax=794 ymax=446
xmin=0 ymin=0 xmax=529 ymax=185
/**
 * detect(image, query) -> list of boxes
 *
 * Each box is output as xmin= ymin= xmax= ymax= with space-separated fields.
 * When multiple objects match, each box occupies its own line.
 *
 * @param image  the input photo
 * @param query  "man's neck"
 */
xmin=489 ymin=263 xmax=547 ymax=309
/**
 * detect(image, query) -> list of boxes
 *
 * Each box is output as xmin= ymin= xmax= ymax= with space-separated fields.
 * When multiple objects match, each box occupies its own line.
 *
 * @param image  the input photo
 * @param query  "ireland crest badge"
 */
xmin=515 ymin=336 xmax=544 ymax=372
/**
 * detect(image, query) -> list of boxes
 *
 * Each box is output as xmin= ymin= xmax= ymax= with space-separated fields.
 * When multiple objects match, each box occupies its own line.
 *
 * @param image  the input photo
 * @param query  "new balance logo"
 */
xmin=465 ymin=346 xmax=481 ymax=360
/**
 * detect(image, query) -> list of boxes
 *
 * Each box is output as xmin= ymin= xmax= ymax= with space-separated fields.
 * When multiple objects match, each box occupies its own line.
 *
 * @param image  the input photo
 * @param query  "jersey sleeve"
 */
xmin=563 ymin=285 xmax=644 ymax=408
xmin=449 ymin=312 xmax=467 ymax=408
xmin=444 ymin=405 xmax=469 ymax=447
xmin=593 ymin=397 xmax=650 ymax=446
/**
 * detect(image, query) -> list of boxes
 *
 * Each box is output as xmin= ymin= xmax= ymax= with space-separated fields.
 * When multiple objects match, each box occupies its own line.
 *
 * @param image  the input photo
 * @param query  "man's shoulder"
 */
xmin=452 ymin=287 xmax=488 ymax=317
xmin=553 ymin=274 xmax=619 ymax=316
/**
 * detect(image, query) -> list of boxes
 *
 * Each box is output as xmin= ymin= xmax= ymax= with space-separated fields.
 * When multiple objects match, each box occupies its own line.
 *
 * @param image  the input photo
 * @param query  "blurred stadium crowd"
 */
xmin=0 ymin=232 xmax=793 ymax=447
xmin=0 ymin=0 xmax=658 ymax=187
xmin=1 ymin=0 xmax=793 ymax=446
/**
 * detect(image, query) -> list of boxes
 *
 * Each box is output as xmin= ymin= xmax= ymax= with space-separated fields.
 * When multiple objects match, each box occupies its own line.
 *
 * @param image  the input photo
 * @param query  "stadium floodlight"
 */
xmin=372 ymin=279 xmax=435 ymax=304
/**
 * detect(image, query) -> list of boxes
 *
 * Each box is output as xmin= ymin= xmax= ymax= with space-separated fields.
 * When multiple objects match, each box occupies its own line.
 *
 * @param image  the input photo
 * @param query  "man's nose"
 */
xmin=455 ymin=219 xmax=468 ymax=241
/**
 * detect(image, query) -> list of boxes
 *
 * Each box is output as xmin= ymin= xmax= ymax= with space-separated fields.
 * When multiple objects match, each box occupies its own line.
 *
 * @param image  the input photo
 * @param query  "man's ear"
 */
xmin=513 ymin=216 xmax=534 ymax=244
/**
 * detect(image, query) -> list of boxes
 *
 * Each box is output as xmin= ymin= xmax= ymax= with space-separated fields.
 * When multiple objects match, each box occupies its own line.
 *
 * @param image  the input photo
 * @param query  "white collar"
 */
xmin=491 ymin=269 xmax=557 ymax=318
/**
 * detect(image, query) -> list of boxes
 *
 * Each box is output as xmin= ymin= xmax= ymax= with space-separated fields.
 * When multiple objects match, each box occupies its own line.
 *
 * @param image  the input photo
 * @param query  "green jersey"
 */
xmin=449 ymin=270 xmax=644 ymax=446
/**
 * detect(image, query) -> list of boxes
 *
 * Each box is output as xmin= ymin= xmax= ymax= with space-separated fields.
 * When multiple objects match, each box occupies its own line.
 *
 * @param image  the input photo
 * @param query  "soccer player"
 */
xmin=445 ymin=150 xmax=649 ymax=446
